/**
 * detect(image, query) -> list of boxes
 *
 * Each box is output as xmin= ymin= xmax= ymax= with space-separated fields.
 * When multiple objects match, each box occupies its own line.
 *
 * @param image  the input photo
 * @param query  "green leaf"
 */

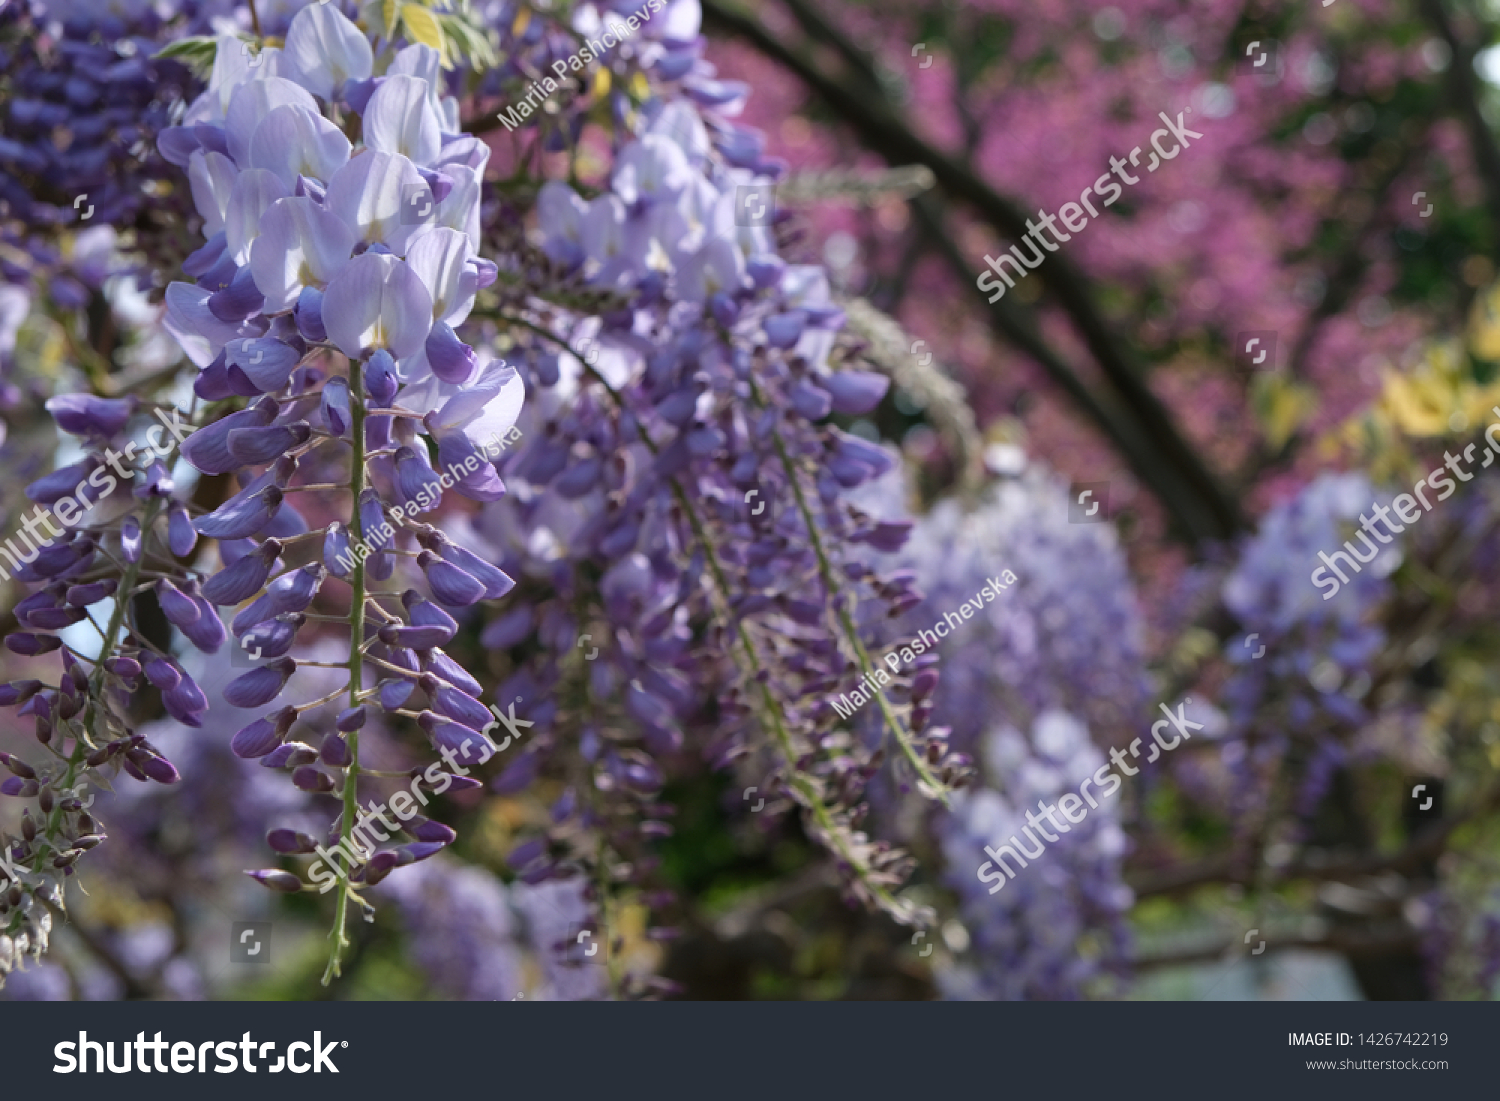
xmin=154 ymin=35 xmax=219 ymax=80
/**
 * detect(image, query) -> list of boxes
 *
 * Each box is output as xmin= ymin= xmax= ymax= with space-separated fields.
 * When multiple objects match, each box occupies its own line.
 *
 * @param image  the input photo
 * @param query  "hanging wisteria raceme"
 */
xmin=0 ymin=0 xmax=197 ymax=234
xmin=465 ymin=58 xmax=968 ymax=930
xmin=1213 ymin=473 xmax=1397 ymax=835
xmin=0 ymin=388 xmax=210 ymax=984
xmin=144 ymin=5 xmax=522 ymax=981
xmin=939 ymin=712 xmax=1133 ymax=1001
xmin=849 ymin=454 xmax=1144 ymax=997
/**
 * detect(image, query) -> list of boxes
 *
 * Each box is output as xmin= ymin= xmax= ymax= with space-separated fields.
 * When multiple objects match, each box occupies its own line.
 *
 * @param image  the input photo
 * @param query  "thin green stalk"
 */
xmin=323 ymin=357 xmax=366 ymax=986
xmin=33 ymin=499 xmax=163 ymax=888
xmin=753 ymin=386 xmax=951 ymax=806
xmin=501 ymin=314 xmax=918 ymax=914
xmin=670 ymin=483 xmax=912 ymax=918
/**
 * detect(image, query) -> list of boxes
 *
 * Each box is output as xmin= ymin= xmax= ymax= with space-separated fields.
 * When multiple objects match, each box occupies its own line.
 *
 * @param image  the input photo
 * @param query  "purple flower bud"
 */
xmin=26 ymin=457 xmax=98 ymax=505
xmin=911 ymin=667 xmax=940 ymax=702
xmin=267 ymin=563 xmax=324 ymax=616
xmin=163 ymin=505 xmax=198 ymax=558
xmin=384 ymin=592 xmax=457 ymax=649
xmin=231 ymin=707 xmax=295 ymax=758
xmin=0 ymin=681 xmax=43 ymax=706
xmin=532 ymin=350 xmax=561 ymax=386
xmin=292 ymin=765 xmax=335 ymax=792
xmin=324 ymin=522 xmax=353 ymax=577
xmin=228 ymin=423 xmax=311 ymax=465
xmin=747 ymin=255 xmax=785 ymax=288
xmin=322 ymin=376 xmax=351 ymax=437
xmin=790 ymin=380 xmax=832 ymax=420
xmin=261 ymin=741 xmax=318 ymax=769
xmin=195 ymin=356 xmax=237 ymax=402
xmin=120 ymin=517 xmax=141 ymax=563
xmin=294 ymin=285 xmax=327 ymax=342
xmin=140 ymin=755 xmax=181 ymax=784
xmin=417 ymin=550 xmax=485 ymax=607
xmin=405 ymin=816 xmax=457 ymax=844
xmin=363 ymin=849 xmax=400 ymax=885
xmin=399 ymin=841 xmax=447 ymax=864
xmin=0 ymin=752 xmax=36 ymax=779
xmin=424 ymin=321 xmax=477 ymax=383
xmin=709 ymin=292 xmax=739 ymax=328
xmin=1 ymin=777 xmax=41 ymax=797
xmin=394 ymin=446 xmax=443 ymax=511
xmin=182 ymin=399 xmax=279 ymax=475
xmin=321 ymin=733 xmax=352 ymax=768
xmin=506 ymin=838 xmax=546 ymax=870
xmin=424 ymin=677 xmax=493 ymax=731
xmin=337 ymin=706 xmax=366 ymax=732
xmin=267 ymin=828 xmax=318 ymax=854
xmin=360 ymin=347 xmax=397 ymax=404
xmin=155 ymin=578 xmax=201 ymax=629
xmin=104 ymin=656 xmax=141 ymax=678
xmin=5 ymin=633 xmax=60 ymax=656
xmin=432 ymin=541 xmax=515 ymax=600
xmin=202 ymin=540 xmax=280 ymax=604
xmin=165 ymin=670 xmax=208 ymax=713
xmin=224 ymin=657 xmax=296 ymax=708
xmin=208 ymin=266 xmax=266 ymax=323
xmin=828 ymin=428 xmax=895 ymax=487
xmin=45 ymin=393 xmax=135 ymax=438
xmin=421 ymin=649 xmax=484 ymax=697
xmin=194 ymin=483 xmax=283 ymax=540
xmin=380 ymin=678 xmax=417 ymax=711
xmin=822 ymin=369 xmax=889 ymax=415
xmin=417 ymin=712 xmax=489 ymax=767
xmin=231 ymin=594 xmax=278 ymax=637
xmin=144 ymin=657 xmax=181 ymax=691
xmin=15 ymin=588 xmax=61 ymax=621
xmin=180 ymin=595 xmax=227 ymax=654
xmin=357 ymin=490 xmax=393 ymax=552
xmin=247 ymin=869 xmax=303 ymax=893
xmin=764 ymin=310 xmax=806 ymax=349
xmin=27 ymin=606 xmax=85 ymax=630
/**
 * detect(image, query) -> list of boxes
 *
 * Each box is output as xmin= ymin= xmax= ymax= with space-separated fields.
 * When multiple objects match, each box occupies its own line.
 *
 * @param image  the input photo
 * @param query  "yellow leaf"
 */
xmin=382 ymin=0 xmax=398 ymax=38
xmin=1251 ymin=372 xmax=1316 ymax=452
xmin=629 ymin=71 xmax=651 ymax=101
xmin=592 ymin=66 xmax=611 ymax=98
xmin=401 ymin=4 xmax=446 ymax=64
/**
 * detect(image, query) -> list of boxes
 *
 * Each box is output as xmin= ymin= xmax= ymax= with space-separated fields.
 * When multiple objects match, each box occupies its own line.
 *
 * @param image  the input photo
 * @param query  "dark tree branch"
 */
xmin=913 ymin=199 xmax=1242 ymax=537
xmin=1418 ymin=0 xmax=1500 ymax=232
xmin=702 ymin=0 xmax=1244 ymax=543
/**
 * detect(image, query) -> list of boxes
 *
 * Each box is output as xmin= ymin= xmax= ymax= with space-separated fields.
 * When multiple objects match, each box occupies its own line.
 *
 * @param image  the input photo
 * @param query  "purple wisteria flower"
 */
xmin=144 ymin=6 xmax=525 ymax=978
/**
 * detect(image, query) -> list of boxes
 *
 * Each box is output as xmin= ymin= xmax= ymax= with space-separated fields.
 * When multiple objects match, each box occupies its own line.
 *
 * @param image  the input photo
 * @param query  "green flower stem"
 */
xmin=758 ymin=408 xmax=951 ymax=806
xmin=323 ymin=356 xmax=367 ymax=987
